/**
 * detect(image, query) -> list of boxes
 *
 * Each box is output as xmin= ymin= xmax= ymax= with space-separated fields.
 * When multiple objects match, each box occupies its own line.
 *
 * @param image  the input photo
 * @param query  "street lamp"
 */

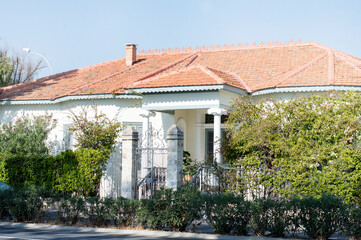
xmin=22 ymin=48 xmax=53 ymax=75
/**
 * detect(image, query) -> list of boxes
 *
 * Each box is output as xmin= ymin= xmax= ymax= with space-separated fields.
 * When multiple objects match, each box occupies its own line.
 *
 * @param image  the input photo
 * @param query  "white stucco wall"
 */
xmin=0 ymin=97 xmax=175 ymax=198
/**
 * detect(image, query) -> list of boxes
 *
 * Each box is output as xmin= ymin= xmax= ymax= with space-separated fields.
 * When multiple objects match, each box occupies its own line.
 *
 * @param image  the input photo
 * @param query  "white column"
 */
xmin=139 ymin=110 xmax=155 ymax=178
xmin=207 ymin=108 xmax=226 ymax=164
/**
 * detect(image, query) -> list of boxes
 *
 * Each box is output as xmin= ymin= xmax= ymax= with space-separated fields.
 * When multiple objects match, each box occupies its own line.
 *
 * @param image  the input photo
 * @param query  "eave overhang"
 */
xmin=0 ymin=94 xmax=142 ymax=106
xmin=251 ymin=85 xmax=361 ymax=96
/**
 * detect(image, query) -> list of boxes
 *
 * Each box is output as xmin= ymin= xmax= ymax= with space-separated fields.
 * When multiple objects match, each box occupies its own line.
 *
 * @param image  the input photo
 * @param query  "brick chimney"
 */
xmin=125 ymin=44 xmax=137 ymax=66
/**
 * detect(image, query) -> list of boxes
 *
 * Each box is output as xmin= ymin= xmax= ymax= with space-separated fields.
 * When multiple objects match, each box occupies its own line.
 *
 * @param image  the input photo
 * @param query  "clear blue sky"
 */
xmin=1 ymin=0 xmax=360 ymax=78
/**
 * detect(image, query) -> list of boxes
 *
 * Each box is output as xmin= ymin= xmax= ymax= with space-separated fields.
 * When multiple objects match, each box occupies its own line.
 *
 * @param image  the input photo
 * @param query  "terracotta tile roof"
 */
xmin=1 ymin=40 xmax=361 ymax=101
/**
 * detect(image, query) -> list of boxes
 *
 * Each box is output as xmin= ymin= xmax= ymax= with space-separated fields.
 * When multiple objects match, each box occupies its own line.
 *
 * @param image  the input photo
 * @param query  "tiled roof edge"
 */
xmin=0 ymin=94 xmax=141 ymax=105
xmin=126 ymin=84 xmax=245 ymax=95
xmin=252 ymin=85 xmax=361 ymax=96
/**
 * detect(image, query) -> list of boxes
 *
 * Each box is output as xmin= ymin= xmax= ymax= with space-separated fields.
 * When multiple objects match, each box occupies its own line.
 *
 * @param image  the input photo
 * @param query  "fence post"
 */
xmin=166 ymin=124 xmax=184 ymax=190
xmin=121 ymin=126 xmax=139 ymax=199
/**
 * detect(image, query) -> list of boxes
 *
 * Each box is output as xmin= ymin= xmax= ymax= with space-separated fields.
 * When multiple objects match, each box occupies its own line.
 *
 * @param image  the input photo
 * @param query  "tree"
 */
xmin=0 ymin=56 xmax=13 ymax=87
xmin=0 ymin=47 xmax=43 ymax=86
xmin=68 ymin=105 xmax=122 ymax=152
xmin=225 ymin=91 xmax=361 ymax=204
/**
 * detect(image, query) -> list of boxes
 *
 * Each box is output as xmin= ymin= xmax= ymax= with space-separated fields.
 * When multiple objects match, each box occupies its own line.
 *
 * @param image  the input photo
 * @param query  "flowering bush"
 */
xmin=0 ymin=113 xmax=56 ymax=157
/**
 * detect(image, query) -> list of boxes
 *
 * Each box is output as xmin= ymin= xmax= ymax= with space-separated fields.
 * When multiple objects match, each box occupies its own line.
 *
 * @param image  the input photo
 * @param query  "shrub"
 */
xmin=163 ymin=186 xmax=203 ymax=231
xmin=0 ymin=153 xmax=57 ymax=189
xmin=266 ymin=199 xmax=289 ymax=237
xmin=6 ymin=186 xmax=47 ymax=222
xmin=249 ymin=198 xmax=272 ymax=236
xmin=85 ymin=197 xmax=115 ymax=226
xmin=57 ymin=195 xmax=86 ymax=225
xmin=225 ymin=91 xmax=361 ymax=201
xmin=55 ymin=148 xmax=109 ymax=196
xmin=295 ymin=194 xmax=346 ymax=240
xmin=137 ymin=198 xmax=163 ymax=230
xmin=111 ymin=197 xmax=139 ymax=227
xmin=0 ymin=189 xmax=12 ymax=220
xmin=0 ymin=114 xmax=56 ymax=157
xmin=343 ymin=205 xmax=361 ymax=240
xmin=137 ymin=187 xmax=203 ymax=231
xmin=204 ymin=193 xmax=251 ymax=235
xmin=69 ymin=105 xmax=122 ymax=151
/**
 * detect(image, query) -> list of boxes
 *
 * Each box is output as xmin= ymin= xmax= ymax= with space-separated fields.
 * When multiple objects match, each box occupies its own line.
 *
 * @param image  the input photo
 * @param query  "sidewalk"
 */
xmin=0 ymin=221 xmax=293 ymax=240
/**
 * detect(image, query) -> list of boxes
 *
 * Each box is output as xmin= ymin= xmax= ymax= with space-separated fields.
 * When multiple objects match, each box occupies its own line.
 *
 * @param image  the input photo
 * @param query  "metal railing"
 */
xmin=187 ymin=165 xmax=267 ymax=200
xmin=137 ymin=167 xmax=167 ymax=200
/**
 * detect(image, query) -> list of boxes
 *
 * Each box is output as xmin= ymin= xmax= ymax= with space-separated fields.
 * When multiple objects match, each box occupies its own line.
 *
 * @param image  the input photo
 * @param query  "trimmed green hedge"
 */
xmin=0 ymin=148 xmax=109 ymax=196
xmin=1 ymin=187 xmax=360 ymax=239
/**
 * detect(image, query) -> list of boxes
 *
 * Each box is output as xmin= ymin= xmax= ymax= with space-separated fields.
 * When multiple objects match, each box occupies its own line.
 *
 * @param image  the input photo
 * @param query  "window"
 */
xmin=205 ymin=114 xmax=228 ymax=124
xmin=205 ymin=129 xmax=226 ymax=157
xmin=63 ymin=123 xmax=73 ymax=150
xmin=123 ymin=122 xmax=143 ymax=135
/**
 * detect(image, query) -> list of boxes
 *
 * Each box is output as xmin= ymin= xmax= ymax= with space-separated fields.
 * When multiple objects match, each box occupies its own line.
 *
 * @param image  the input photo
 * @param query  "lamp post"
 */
xmin=22 ymin=48 xmax=53 ymax=75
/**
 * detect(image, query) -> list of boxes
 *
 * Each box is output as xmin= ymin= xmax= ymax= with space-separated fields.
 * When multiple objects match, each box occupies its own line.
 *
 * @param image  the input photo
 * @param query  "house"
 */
xmin=1 ymin=40 xmax=361 ymax=196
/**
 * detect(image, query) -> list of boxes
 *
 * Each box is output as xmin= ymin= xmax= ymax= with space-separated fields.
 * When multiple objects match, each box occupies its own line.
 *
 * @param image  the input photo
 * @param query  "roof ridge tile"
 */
xmin=273 ymin=53 xmax=328 ymax=88
xmin=198 ymin=66 xmax=224 ymax=84
xmin=120 ymin=53 xmax=197 ymax=91
xmin=137 ymin=39 xmax=312 ymax=56
xmin=251 ymin=53 xmax=328 ymax=91
xmin=205 ymin=67 xmax=251 ymax=91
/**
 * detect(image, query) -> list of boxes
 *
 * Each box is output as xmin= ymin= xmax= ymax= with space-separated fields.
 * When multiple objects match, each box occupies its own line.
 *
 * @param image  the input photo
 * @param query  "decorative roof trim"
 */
xmin=137 ymin=39 xmax=309 ymax=55
xmin=126 ymin=84 xmax=245 ymax=95
xmin=252 ymin=85 xmax=361 ymax=96
xmin=0 ymin=94 xmax=141 ymax=106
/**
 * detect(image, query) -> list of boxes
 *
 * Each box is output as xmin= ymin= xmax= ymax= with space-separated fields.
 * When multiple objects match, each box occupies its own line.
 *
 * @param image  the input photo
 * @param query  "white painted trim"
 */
xmin=127 ymin=84 xmax=245 ymax=95
xmin=252 ymin=86 xmax=361 ymax=96
xmin=142 ymin=100 xmax=220 ymax=111
xmin=0 ymin=94 xmax=142 ymax=105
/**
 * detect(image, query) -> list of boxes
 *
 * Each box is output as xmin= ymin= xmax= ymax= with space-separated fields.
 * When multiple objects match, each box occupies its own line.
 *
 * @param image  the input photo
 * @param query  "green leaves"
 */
xmin=225 ymin=91 xmax=361 ymax=203
xmin=0 ymin=56 xmax=14 ymax=87
xmin=68 ymin=106 xmax=122 ymax=151
xmin=55 ymin=148 xmax=109 ymax=196
xmin=0 ymin=114 xmax=56 ymax=157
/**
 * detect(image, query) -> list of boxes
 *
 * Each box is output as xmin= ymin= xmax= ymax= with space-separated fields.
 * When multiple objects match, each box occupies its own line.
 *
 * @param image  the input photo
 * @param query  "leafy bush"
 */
xmin=55 ymin=148 xmax=109 ymax=196
xmin=137 ymin=198 xmax=163 ymax=230
xmin=0 ymin=153 xmax=57 ymax=189
xmin=295 ymin=194 xmax=346 ymax=240
xmin=249 ymin=198 xmax=272 ymax=236
xmin=0 ymin=114 xmax=56 ymax=157
xmin=111 ymin=197 xmax=139 ymax=227
xmin=163 ymin=186 xmax=203 ymax=231
xmin=85 ymin=197 xmax=115 ymax=226
xmin=225 ymin=91 xmax=361 ymax=201
xmin=56 ymin=195 xmax=86 ymax=225
xmin=343 ymin=205 xmax=361 ymax=240
xmin=6 ymin=186 xmax=48 ymax=222
xmin=137 ymin=187 xmax=203 ymax=231
xmin=266 ymin=199 xmax=289 ymax=237
xmin=69 ymin=106 xmax=122 ymax=151
xmin=0 ymin=189 xmax=12 ymax=220
xmin=204 ymin=193 xmax=251 ymax=235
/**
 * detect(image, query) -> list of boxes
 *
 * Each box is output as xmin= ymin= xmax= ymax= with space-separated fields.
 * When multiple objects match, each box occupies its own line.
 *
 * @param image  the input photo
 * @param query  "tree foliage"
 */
xmin=0 ymin=47 xmax=43 ymax=86
xmin=0 ymin=56 xmax=14 ymax=87
xmin=225 ymin=91 xmax=361 ymax=203
xmin=68 ymin=106 xmax=122 ymax=151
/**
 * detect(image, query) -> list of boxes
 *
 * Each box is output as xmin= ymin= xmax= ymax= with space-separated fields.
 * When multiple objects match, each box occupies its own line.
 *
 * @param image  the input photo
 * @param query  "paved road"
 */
xmin=0 ymin=225 xmax=195 ymax=240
